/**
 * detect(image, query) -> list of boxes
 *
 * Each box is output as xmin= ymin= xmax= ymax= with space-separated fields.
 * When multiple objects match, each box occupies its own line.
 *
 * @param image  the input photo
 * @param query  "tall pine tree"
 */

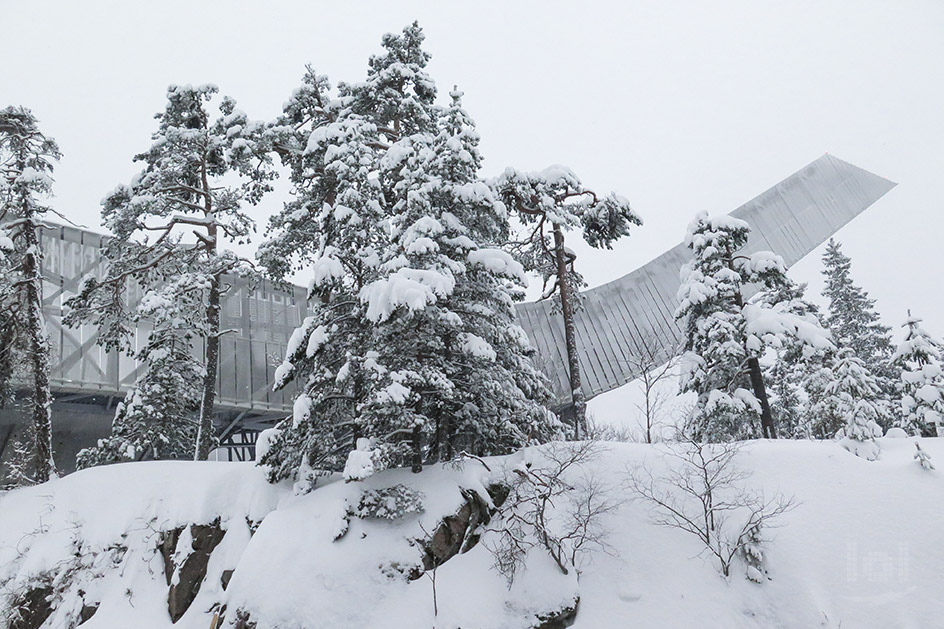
xmin=0 ymin=107 xmax=61 ymax=482
xmin=66 ymin=84 xmax=274 ymax=460
xmin=259 ymin=69 xmax=389 ymax=481
xmin=494 ymin=166 xmax=640 ymax=438
xmin=261 ymin=25 xmax=554 ymax=481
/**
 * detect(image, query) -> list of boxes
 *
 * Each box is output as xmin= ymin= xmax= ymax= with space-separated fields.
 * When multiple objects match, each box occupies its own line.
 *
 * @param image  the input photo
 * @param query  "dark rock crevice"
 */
xmin=8 ymin=584 xmax=53 ymax=629
xmin=159 ymin=519 xmax=227 ymax=623
xmin=534 ymin=598 xmax=579 ymax=628
xmin=411 ymin=482 xmax=509 ymax=579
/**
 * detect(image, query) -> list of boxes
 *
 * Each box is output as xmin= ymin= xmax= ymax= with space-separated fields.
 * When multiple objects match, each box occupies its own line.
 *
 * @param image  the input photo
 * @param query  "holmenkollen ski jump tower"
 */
xmin=0 ymin=154 xmax=895 ymax=471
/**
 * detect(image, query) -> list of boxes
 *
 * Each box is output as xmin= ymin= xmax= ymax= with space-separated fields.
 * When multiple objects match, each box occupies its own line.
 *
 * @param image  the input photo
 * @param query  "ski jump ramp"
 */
xmin=515 ymin=154 xmax=896 ymax=409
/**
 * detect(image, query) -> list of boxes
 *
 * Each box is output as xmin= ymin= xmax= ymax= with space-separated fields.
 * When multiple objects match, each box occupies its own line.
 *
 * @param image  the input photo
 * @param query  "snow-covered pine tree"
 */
xmin=260 ymin=23 xmax=440 ymax=479
xmin=344 ymin=21 xmax=438 ymax=142
xmin=432 ymin=91 xmax=556 ymax=457
xmin=675 ymin=212 xmax=832 ymax=441
xmin=65 ymin=84 xmax=274 ymax=460
xmin=821 ymin=239 xmax=895 ymax=425
xmin=892 ymin=311 xmax=944 ymax=437
xmin=259 ymin=23 xmax=439 ymax=480
xmin=493 ymin=167 xmax=640 ymax=439
xmin=813 ymin=348 xmax=883 ymax=460
xmin=0 ymin=106 xmax=61 ymax=482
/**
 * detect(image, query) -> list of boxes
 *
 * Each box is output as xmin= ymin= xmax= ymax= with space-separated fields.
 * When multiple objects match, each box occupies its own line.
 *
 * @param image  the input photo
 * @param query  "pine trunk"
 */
xmin=195 ymin=271 xmax=221 ymax=460
xmin=729 ymin=251 xmax=777 ymax=440
xmin=195 ymin=161 xmax=219 ymax=461
xmin=552 ymin=223 xmax=585 ymax=440
xmin=411 ymin=423 xmax=423 ymax=473
xmin=747 ymin=356 xmax=777 ymax=439
xmin=22 ymin=222 xmax=55 ymax=481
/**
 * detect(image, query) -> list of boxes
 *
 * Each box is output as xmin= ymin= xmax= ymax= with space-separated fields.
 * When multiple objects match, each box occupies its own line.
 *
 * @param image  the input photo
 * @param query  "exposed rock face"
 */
xmin=413 ymin=482 xmax=509 ymax=578
xmin=220 ymin=569 xmax=235 ymax=591
xmin=160 ymin=519 xmax=227 ymax=623
xmin=159 ymin=526 xmax=186 ymax=586
xmin=8 ymin=585 xmax=53 ymax=629
xmin=232 ymin=609 xmax=257 ymax=628
xmin=534 ymin=599 xmax=579 ymax=628
xmin=78 ymin=602 xmax=99 ymax=624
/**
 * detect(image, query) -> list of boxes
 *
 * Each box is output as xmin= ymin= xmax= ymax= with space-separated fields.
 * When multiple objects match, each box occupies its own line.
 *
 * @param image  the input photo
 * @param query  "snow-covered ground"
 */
xmin=1 ymin=437 xmax=941 ymax=628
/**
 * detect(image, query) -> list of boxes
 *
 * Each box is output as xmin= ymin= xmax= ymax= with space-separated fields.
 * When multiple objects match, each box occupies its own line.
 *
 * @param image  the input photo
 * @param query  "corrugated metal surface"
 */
xmin=40 ymin=224 xmax=307 ymax=413
xmin=515 ymin=154 xmax=896 ymax=409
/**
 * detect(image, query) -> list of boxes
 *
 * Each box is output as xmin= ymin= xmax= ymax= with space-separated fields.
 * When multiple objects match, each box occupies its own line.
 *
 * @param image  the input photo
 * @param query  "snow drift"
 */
xmin=1 ymin=438 xmax=942 ymax=628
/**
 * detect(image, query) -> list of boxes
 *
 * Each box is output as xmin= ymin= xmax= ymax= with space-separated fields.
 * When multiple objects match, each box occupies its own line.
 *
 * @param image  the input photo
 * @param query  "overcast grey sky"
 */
xmin=3 ymin=0 xmax=943 ymax=417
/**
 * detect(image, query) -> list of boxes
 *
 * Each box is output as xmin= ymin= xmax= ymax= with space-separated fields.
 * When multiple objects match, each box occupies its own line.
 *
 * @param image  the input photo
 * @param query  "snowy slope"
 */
xmin=1 ymin=438 xmax=942 ymax=628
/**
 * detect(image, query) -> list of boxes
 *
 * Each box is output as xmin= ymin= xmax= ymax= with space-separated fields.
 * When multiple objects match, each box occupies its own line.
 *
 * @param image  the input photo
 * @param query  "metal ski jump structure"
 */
xmin=7 ymin=154 xmax=894 ymax=467
xmin=516 ymin=154 xmax=896 ymax=409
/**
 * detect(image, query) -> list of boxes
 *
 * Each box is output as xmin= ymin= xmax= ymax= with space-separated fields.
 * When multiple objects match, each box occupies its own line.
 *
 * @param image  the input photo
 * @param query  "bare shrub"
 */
xmin=628 ymin=439 xmax=794 ymax=579
xmin=485 ymin=442 xmax=619 ymax=585
xmin=585 ymin=413 xmax=637 ymax=443
xmin=622 ymin=332 xmax=684 ymax=443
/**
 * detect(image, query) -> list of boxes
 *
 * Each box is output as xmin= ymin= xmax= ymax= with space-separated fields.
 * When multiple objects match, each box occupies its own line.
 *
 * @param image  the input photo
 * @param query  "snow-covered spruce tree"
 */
xmin=65 ymin=84 xmax=274 ymax=460
xmin=821 ymin=239 xmax=895 ymax=425
xmin=756 ymin=281 xmax=828 ymax=439
xmin=675 ymin=212 xmax=831 ymax=441
xmin=261 ymin=25 xmax=554 ymax=480
xmin=361 ymin=89 xmax=555 ymax=471
xmin=259 ymin=70 xmax=389 ymax=482
xmin=494 ymin=167 xmax=640 ymax=439
xmin=812 ymin=348 xmax=883 ymax=460
xmin=0 ymin=106 xmax=61 ymax=482
xmin=892 ymin=311 xmax=944 ymax=437
xmin=75 ymin=329 xmax=202 ymax=468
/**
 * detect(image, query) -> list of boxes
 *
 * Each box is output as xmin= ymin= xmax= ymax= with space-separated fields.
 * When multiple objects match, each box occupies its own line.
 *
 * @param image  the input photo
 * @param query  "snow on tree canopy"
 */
xmin=273 ymin=361 xmax=293 ymax=391
xmin=360 ymin=267 xmax=456 ymax=322
xmin=742 ymin=304 xmax=833 ymax=352
xmin=467 ymin=248 xmax=528 ymax=284
xmin=342 ymin=438 xmax=379 ymax=481
xmin=0 ymin=105 xmax=62 ymax=481
xmin=286 ymin=316 xmax=317 ymax=359
xmin=460 ymin=332 xmax=497 ymax=361
xmin=893 ymin=311 xmax=944 ymax=436
xmin=306 ymin=324 xmax=329 ymax=358
xmin=293 ymin=394 xmax=312 ymax=428
xmin=258 ymin=24 xmax=554 ymax=481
